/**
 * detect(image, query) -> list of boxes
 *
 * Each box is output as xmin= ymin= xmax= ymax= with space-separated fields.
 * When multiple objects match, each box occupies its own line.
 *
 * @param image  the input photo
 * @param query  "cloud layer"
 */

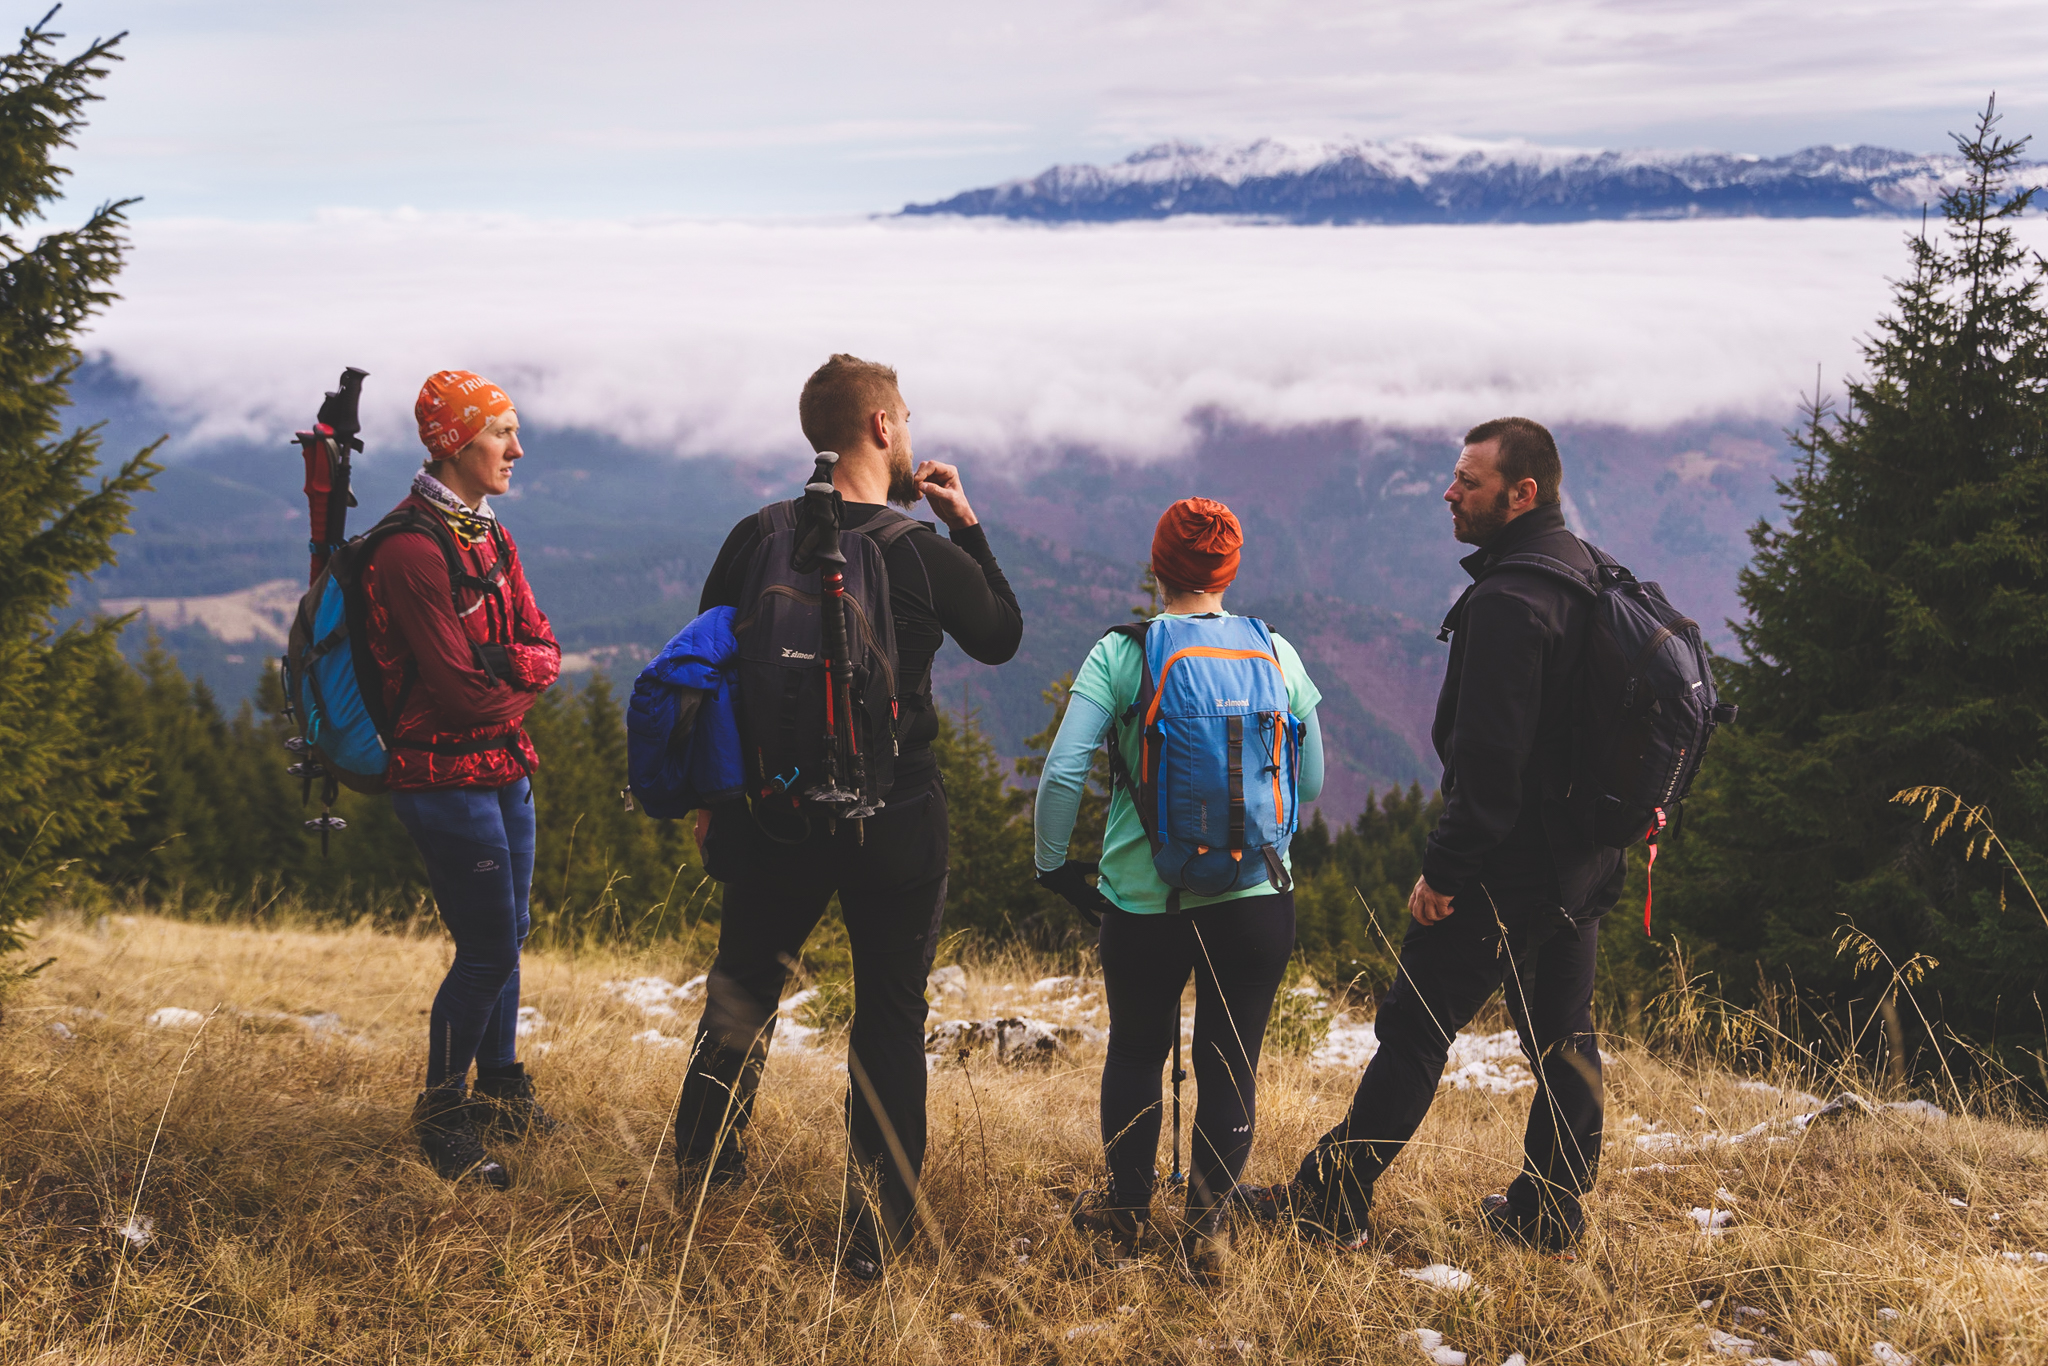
xmin=87 ymin=213 xmax=2048 ymax=461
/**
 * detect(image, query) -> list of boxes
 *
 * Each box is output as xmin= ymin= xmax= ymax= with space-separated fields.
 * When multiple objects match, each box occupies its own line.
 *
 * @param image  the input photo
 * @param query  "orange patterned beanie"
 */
xmin=415 ymin=370 xmax=513 ymax=461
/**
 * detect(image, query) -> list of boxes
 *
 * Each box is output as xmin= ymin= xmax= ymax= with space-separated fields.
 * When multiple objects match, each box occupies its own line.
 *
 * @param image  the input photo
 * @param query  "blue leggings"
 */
xmin=392 ymin=779 xmax=536 ymax=1090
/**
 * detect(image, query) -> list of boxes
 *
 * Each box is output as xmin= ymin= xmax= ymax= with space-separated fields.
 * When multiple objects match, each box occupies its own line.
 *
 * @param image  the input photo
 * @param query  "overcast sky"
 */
xmin=47 ymin=0 xmax=2048 ymax=219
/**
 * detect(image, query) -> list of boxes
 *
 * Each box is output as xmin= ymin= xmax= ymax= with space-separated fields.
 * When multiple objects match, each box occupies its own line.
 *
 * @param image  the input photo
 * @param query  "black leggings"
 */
xmin=1096 ymin=891 xmax=1295 ymax=1214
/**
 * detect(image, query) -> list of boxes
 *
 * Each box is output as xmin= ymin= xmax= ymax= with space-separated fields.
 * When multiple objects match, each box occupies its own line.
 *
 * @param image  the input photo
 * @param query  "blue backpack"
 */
xmin=1101 ymin=614 xmax=1303 ymax=907
xmin=283 ymin=506 xmax=513 ymax=794
xmin=625 ymin=606 xmax=746 ymax=818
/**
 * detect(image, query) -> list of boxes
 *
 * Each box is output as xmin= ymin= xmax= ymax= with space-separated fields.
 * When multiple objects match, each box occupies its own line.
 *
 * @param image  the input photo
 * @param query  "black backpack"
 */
xmin=731 ymin=501 xmax=922 ymax=840
xmin=1482 ymin=539 xmax=1736 ymax=853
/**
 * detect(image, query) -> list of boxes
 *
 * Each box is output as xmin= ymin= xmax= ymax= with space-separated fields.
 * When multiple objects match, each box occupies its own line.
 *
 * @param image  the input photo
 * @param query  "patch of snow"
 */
xmin=516 ymin=1006 xmax=547 ymax=1037
xmin=1707 ymin=1328 xmax=1758 ymax=1357
xmin=146 ymin=1006 xmax=205 ymax=1029
xmin=603 ymin=976 xmax=704 ymax=1017
xmin=1400 ymin=1263 xmax=1475 ymax=1292
xmin=1410 ymin=1327 xmax=1468 ymax=1366
xmin=631 ymin=1029 xmax=687 ymax=1049
xmin=1875 ymin=1309 xmax=1900 ymax=1322
xmin=1717 ymin=1187 xmax=1741 ymax=1204
xmin=1316 ymin=1023 xmax=1534 ymax=1090
xmin=1735 ymin=1079 xmax=1825 ymax=1107
xmin=1946 ymin=1197 xmax=1967 ymax=1209
xmin=927 ymin=965 xmax=967 ymax=996
xmin=1868 ymin=1344 xmax=1913 ymax=1366
xmin=107 ymin=1214 xmax=154 ymax=1247
xmin=778 ymin=1020 xmax=819 ymax=1051
xmin=947 ymin=1312 xmax=992 ymax=1331
xmin=925 ymin=1015 xmax=1095 ymax=1062
xmin=1064 ymin=1323 xmax=1110 ymax=1341
xmin=1690 ymin=1207 xmax=1736 ymax=1234
xmin=1884 ymin=1099 xmax=1946 ymax=1122
xmin=1734 ymin=1306 xmax=1767 ymax=1322
xmin=1502 ymin=1357 xmax=1529 ymax=1366
xmin=1624 ymin=1163 xmax=1691 ymax=1175
xmin=1804 ymin=1353 xmax=1840 ymax=1366
xmin=48 ymin=1020 xmax=75 ymax=1041
xmin=1194 ymin=1337 xmax=1256 ymax=1358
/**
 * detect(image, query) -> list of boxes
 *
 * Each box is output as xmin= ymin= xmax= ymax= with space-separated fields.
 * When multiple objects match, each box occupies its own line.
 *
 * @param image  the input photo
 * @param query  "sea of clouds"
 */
xmin=83 ymin=213 xmax=2048 ymax=461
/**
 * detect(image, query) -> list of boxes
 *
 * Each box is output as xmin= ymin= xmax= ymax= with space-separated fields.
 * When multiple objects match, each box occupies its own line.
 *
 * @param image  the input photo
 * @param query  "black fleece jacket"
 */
xmin=700 ymin=503 xmax=1022 ymax=759
xmin=1420 ymin=503 xmax=1624 ymax=916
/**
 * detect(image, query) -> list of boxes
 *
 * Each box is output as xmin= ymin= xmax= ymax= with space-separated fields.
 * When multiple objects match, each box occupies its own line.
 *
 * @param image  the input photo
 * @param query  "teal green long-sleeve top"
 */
xmin=1032 ymin=614 xmax=1325 ymax=915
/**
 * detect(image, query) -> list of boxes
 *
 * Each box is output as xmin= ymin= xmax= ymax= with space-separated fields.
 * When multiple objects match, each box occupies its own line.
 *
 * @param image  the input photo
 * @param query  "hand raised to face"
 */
xmin=912 ymin=460 xmax=978 ymax=530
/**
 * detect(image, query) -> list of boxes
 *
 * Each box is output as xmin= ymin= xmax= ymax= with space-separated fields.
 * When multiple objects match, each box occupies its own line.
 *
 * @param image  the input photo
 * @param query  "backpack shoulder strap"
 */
xmin=856 ymin=508 xmax=927 ymax=550
xmin=361 ymin=507 xmax=506 ymax=623
xmin=754 ymin=500 xmax=797 ymax=543
xmin=1100 ymin=621 xmax=1154 ymax=720
xmin=1095 ymin=618 xmax=1167 ymax=879
xmin=1481 ymin=550 xmax=1601 ymax=599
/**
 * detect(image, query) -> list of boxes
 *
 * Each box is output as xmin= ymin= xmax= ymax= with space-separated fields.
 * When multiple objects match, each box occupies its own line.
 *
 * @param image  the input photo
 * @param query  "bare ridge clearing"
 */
xmin=5 ymin=912 xmax=2044 ymax=1363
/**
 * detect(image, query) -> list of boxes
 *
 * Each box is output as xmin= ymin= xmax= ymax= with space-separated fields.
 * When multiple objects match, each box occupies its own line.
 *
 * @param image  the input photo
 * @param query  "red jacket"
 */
xmin=362 ymin=493 xmax=560 ymax=791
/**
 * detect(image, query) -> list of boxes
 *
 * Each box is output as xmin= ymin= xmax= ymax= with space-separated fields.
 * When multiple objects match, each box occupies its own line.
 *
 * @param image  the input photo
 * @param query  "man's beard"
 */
xmin=1453 ymin=489 xmax=1512 ymax=546
xmin=886 ymin=444 xmax=919 ymax=507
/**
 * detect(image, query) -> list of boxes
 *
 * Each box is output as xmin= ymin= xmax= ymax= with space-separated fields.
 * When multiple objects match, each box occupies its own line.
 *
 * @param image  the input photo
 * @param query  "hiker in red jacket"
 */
xmin=365 ymin=370 xmax=561 ymax=1187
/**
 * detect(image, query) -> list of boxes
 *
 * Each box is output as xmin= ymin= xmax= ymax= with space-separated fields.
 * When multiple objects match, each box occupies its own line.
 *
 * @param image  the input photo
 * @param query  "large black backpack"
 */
xmin=731 ymin=501 xmax=922 ymax=840
xmin=1483 ymin=539 xmax=1736 ymax=855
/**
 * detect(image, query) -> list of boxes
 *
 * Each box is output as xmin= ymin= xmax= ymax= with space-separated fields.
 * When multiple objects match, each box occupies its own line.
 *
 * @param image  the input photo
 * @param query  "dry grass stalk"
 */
xmin=3 ymin=911 xmax=2045 ymax=1363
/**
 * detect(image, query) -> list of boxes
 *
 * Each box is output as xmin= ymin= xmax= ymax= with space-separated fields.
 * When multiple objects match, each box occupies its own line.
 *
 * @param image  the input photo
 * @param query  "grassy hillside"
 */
xmin=5 ymin=913 xmax=2043 ymax=1363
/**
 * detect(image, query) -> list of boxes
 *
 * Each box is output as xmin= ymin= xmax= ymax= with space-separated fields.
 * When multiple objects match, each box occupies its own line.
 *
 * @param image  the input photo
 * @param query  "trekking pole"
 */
xmin=790 ymin=453 xmax=865 ymax=817
xmin=293 ymin=366 xmax=367 ymax=587
xmin=1169 ymin=1011 xmax=1187 ymax=1187
xmin=284 ymin=367 xmax=366 ymax=855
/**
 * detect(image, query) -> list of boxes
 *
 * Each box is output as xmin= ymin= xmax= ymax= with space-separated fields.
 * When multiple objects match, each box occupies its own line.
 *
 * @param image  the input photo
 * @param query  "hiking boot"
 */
xmin=675 ymin=1142 xmax=748 ymax=1197
xmin=1069 ymin=1185 xmax=1150 ymax=1258
xmin=473 ymin=1063 xmax=558 ymax=1141
xmin=412 ymin=1087 xmax=510 ymax=1189
xmin=837 ymin=1225 xmax=885 ymax=1284
xmin=1480 ymin=1192 xmax=1577 ymax=1256
xmin=1232 ymin=1181 xmax=1371 ymax=1251
xmin=1180 ymin=1202 xmax=1233 ymax=1284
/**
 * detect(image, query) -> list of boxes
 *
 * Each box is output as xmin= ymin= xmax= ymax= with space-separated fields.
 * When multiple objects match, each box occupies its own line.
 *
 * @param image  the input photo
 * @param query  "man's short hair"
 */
xmin=799 ymin=353 xmax=902 ymax=454
xmin=1464 ymin=416 xmax=1562 ymax=507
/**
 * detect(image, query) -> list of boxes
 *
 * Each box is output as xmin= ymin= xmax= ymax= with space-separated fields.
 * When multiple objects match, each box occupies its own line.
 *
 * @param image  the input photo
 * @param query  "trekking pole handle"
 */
xmin=806 ymin=450 xmax=839 ymax=494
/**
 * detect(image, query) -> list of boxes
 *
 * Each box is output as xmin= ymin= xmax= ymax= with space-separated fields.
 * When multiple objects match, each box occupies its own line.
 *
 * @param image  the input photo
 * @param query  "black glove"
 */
xmin=1035 ymin=860 xmax=1111 ymax=925
xmin=473 ymin=641 xmax=513 ymax=684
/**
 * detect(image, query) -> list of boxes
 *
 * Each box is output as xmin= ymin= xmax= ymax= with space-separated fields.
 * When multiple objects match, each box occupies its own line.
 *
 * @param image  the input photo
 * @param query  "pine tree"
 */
xmin=931 ymin=702 xmax=1040 ymax=937
xmin=1662 ymin=99 xmax=2048 ymax=1060
xmin=0 ymin=16 xmax=154 ymax=947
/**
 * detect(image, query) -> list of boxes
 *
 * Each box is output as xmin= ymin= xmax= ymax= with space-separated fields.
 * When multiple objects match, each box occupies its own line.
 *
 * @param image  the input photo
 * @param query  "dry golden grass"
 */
xmin=3 ymin=911 xmax=2045 ymax=1364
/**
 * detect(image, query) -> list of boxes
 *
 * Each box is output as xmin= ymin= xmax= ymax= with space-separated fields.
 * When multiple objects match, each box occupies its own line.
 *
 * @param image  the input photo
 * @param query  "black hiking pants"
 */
xmin=675 ymin=763 xmax=947 ymax=1261
xmin=1096 ymin=892 xmax=1295 ymax=1219
xmin=1293 ymin=878 xmax=1611 ymax=1248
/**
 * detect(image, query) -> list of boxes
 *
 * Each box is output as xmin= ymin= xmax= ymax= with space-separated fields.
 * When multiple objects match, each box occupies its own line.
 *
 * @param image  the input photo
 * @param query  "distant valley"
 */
xmin=73 ymin=366 xmax=1791 ymax=826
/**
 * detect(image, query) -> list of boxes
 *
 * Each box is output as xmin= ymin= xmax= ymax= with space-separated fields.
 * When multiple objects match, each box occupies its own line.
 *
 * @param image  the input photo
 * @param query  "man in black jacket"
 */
xmin=1243 ymin=416 xmax=1622 ymax=1254
xmin=673 ymin=354 xmax=1023 ymax=1280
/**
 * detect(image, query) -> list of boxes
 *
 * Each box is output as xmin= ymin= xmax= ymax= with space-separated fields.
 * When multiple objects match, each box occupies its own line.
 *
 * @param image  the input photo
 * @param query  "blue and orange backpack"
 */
xmin=1101 ymin=614 xmax=1303 ymax=908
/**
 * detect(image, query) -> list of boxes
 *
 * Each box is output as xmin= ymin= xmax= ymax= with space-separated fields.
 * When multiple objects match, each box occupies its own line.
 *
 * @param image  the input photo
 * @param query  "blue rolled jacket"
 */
xmin=625 ymin=605 xmax=745 ymax=818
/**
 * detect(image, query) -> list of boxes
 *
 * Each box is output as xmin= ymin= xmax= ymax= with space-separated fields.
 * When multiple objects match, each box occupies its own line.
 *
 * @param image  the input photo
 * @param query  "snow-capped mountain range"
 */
xmin=903 ymin=136 xmax=2048 ymax=224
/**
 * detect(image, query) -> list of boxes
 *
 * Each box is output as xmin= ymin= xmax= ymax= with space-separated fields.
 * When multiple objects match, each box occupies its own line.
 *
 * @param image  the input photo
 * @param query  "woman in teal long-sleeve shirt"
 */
xmin=1033 ymin=498 xmax=1325 ymax=1280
